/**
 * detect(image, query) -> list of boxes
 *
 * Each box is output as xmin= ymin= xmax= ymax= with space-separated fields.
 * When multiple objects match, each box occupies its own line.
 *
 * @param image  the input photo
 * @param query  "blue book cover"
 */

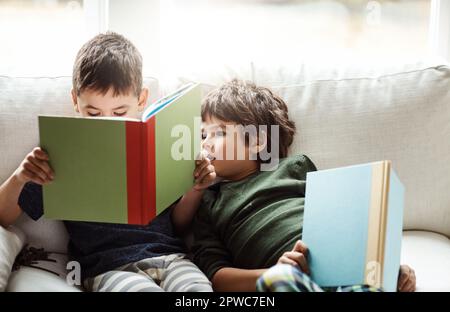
xmin=302 ymin=161 xmax=404 ymax=292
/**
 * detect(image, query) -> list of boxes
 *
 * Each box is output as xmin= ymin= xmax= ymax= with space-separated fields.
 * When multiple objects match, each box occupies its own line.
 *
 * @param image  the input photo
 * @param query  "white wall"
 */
xmin=429 ymin=0 xmax=450 ymax=61
xmin=108 ymin=0 xmax=161 ymax=78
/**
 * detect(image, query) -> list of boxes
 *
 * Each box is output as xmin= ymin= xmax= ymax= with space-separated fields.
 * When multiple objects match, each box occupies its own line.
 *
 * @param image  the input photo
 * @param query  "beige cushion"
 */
xmin=170 ymin=59 xmax=450 ymax=238
xmin=13 ymin=213 xmax=69 ymax=254
xmin=0 ymin=76 xmax=76 ymax=184
xmin=401 ymin=231 xmax=450 ymax=292
xmin=6 ymin=266 xmax=82 ymax=292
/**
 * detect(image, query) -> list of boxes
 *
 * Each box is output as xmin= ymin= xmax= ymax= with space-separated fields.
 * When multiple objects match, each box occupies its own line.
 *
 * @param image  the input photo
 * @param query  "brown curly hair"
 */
xmin=201 ymin=79 xmax=296 ymax=162
xmin=72 ymin=32 xmax=143 ymax=97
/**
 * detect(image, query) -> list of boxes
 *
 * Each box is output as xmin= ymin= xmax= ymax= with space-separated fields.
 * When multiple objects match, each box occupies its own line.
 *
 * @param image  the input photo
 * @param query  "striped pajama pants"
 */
xmin=257 ymin=264 xmax=383 ymax=292
xmin=83 ymin=253 xmax=212 ymax=292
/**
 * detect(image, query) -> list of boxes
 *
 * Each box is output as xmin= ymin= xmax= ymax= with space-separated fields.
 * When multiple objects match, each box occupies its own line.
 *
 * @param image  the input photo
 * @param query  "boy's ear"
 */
xmin=138 ymin=87 xmax=149 ymax=112
xmin=71 ymin=89 xmax=80 ymax=113
xmin=249 ymin=130 xmax=267 ymax=155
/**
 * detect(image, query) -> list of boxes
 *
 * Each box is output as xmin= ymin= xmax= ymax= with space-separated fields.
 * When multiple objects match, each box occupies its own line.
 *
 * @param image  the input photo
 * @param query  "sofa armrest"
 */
xmin=0 ymin=225 xmax=26 ymax=291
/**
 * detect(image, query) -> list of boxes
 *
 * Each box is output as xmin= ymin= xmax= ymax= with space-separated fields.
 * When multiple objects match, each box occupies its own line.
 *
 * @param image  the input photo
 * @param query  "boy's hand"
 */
xmin=14 ymin=147 xmax=54 ymax=185
xmin=277 ymin=240 xmax=310 ymax=275
xmin=193 ymin=151 xmax=216 ymax=191
xmin=397 ymin=264 xmax=416 ymax=292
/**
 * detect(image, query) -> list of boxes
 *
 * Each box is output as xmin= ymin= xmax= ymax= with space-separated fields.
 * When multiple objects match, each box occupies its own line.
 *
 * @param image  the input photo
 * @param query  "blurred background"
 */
xmin=0 ymin=0 xmax=446 ymax=78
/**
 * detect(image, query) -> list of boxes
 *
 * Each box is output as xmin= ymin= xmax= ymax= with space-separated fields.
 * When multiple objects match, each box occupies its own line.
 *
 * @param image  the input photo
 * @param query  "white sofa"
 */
xmin=1 ymin=60 xmax=449 ymax=291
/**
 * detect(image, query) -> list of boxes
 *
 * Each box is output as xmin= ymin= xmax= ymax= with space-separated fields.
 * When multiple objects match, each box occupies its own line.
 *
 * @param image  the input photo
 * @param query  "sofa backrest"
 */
xmin=1 ymin=60 xmax=449 ymax=252
xmin=169 ymin=59 xmax=450 ymax=238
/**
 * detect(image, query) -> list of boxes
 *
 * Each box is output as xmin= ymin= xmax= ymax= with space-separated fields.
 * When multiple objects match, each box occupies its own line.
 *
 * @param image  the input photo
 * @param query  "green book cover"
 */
xmin=39 ymin=83 xmax=201 ymax=225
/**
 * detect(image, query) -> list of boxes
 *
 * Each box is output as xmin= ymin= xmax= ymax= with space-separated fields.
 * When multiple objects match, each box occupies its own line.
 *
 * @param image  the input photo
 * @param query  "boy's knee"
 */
xmin=181 ymin=281 xmax=213 ymax=292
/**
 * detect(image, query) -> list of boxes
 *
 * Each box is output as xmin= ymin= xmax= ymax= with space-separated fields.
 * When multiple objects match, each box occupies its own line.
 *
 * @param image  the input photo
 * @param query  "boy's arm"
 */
xmin=213 ymin=241 xmax=311 ymax=291
xmin=0 ymin=175 xmax=25 ymax=227
xmin=0 ymin=147 xmax=53 ymax=227
xmin=212 ymin=267 xmax=267 ymax=292
xmin=171 ymin=155 xmax=216 ymax=235
xmin=171 ymin=188 xmax=205 ymax=235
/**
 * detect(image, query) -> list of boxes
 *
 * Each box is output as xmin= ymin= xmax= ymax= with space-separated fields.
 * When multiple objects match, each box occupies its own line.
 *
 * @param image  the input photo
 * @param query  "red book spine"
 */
xmin=125 ymin=121 xmax=142 ymax=224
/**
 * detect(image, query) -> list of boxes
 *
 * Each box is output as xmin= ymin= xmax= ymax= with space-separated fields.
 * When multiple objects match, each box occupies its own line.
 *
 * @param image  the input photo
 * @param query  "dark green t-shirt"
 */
xmin=192 ymin=154 xmax=317 ymax=280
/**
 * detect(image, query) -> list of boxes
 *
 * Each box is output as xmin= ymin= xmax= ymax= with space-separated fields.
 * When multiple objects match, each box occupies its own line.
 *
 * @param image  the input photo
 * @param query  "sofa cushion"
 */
xmin=13 ymin=213 xmax=69 ymax=254
xmin=401 ymin=230 xmax=450 ymax=292
xmin=7 ymin=230 xmax=447 ymax=292
xmin=6 ymin=267 xmax=82 ymax=292
xmin=170 ymin=59 xmax=450 ymax=238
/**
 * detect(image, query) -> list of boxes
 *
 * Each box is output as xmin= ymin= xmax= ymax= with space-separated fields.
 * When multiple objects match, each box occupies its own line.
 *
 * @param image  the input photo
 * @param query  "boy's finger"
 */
xmin=295 ymin=253 xmax=309 ymax=275
xmin=24 ymin=162 xmax=48 ymax=182
xmin=194 ymin=159 xmax=210 ymax=178
xmin=397 ymin=272 xmax=409 ymax=290
xmin=196 ymin=165 xmax=215 ymax=183
xmin=33 ymin=148 xmax=49 ymax=161
xmin=406 ymin=280 xmax=416 ymax=292
xmin=401 ymin=265 xmax=411 ymax=273
xmin=195 ymin=150 xmax=210 ymax=164
xmin=194 ymin=154 xmax=210 ymax=169
xmin=283 ymin=251 xmax=309 ymax=274
xmin=278 ymin=257 xmax=299 ymax=269
xmin=195 ymin=155 xmax=207 ymax=165
xmin=292 ymin=240 xmax=309 ymax=256
xmin=401 ymin=279 xmax=415 ymax=292
xmin=21 ymin=170 xmax=34 ymax=183
xmin=196 ymin=172 xmax=217 ymax=190
xmin=29 ymin=156 xmax=54 ymax=179
xmin=408 ymin=270 xmax=416 ymax=291
xmin=204 ymin=172 xmax=217 ymax=186
xmin=25 ymin=169 xmax=46 ymax=185
xmin=196 ymin=174 xmax=215 ymax=190
xmin=31 ymin=176 xmax=47 ymax=185
xmin=31 ymin=156 xmax=54 ymax=177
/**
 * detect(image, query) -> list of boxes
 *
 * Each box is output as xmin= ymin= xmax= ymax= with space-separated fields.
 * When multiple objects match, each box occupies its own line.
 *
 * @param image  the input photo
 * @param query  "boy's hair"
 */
xmin=201 ymin=79 xmax=296 ymax=161
xmin=72 ymin=32 xmax=143 ymax=97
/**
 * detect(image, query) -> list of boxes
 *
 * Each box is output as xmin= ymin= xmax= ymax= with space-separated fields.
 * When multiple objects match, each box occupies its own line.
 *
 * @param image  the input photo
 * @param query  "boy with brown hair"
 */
xmin=0 ymin=32 xmax=213 ymax=292
xmin=189 ymin=79 xmax=416 ymax=292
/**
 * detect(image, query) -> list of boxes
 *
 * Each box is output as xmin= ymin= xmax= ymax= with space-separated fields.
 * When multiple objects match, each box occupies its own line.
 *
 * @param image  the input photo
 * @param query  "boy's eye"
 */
xmin=87 ymin=112 xmax=100 ymax=117
xmin=216 ymin=130 xmax=226 ymax=136
xmin=114 ymin=111 xmax=127 ymax=116
xmin=201 ymin=133 xmax=207 ymax=140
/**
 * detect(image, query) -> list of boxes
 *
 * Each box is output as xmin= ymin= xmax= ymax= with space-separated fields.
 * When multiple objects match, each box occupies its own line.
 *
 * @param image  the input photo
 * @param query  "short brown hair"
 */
xmin=72 ymin=32 xmax=142 ymax=97
xmin=201 ymin=79 xmax=296 ymax=161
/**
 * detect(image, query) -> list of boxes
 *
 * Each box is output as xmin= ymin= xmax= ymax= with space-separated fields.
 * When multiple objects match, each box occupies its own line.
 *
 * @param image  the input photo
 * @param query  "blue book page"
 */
xmin=142 ymin=82 xmax=195 ymax=121
xmin=302 ymin=163 xmax=373 ymax=287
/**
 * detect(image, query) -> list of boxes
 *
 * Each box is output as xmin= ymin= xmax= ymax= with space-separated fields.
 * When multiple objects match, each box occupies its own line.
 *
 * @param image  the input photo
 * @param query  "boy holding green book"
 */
xmin=189 ymin=79 xmax=416 ymax=292
xmin=0 ymin=32 xmax=213 ymax=292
